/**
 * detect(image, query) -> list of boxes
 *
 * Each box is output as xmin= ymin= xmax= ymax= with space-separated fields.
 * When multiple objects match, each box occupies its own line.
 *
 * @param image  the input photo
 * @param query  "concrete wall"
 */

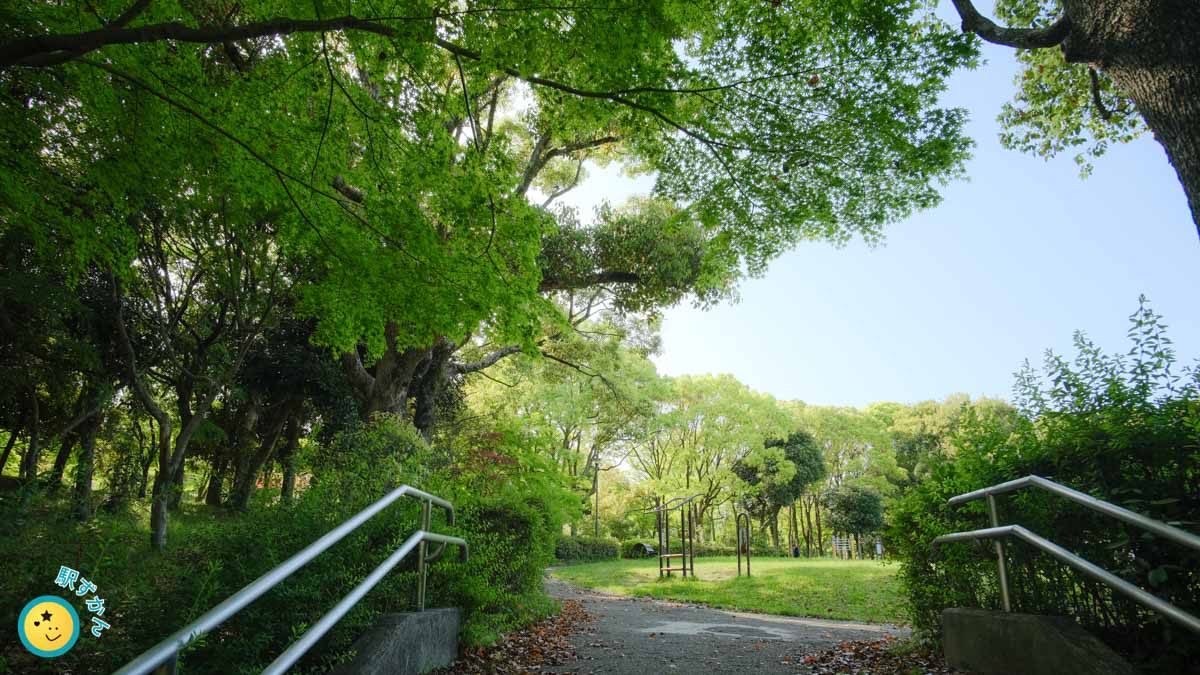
xmin=335 ymin=608 xmax=461 ymax=675
xmin=942 ymin=608 xmax=1138 ymax=675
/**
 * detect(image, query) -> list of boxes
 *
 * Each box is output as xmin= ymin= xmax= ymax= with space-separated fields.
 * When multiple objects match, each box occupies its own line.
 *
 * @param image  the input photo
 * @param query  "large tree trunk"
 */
xmin=340 ymin=324 xmax=429 ymax=420
xmin=152 ymin=410 xmax=213 ymax=547
xmin=73 ymin=415 xmax=102 ymax=521
xmin=227 ymin=403 xmax=292 ymax=510
xmin=800 ymin=497 xmax=814 ymax=556
xmin=814 ymin=495 xmax=825 ymax=557
xmin=956 ymin=0 xmax=1200 ymax=235
xmin=411 ymin=339 xmax=452 ymax=441
xmin=1060 ymin=0 xmax=1200 ymax=235
xmin=205 ymin=455 xmax=227 ymax=505
xmin=213 ymin=399 xmax=259 ymax=505
xmin=167 ymin=459 xmax=185 ymax=510
xmin=18 ymin=391 xmax=39 ymax=481
xmin=0 ymin=429 xmax=18 ymax=474
xmin=768 ymin=511 xmax=781 ymax=549
xmin=789 ymin=503 xmax=800 ymax=556
xmin=149 ymin=391 xmax=217 ymax=549
xmin=278 ymin=414 xmax=301 ymax=504
xmin=49 ymin=434 xmax=77 ymax=486
xmin=138 ymin=421 xmax=153 ymax=499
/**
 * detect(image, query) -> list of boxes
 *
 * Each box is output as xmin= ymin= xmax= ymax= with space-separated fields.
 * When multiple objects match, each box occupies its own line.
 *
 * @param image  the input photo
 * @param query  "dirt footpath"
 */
xmin=546 ymin=577 xmax=909 ymax=674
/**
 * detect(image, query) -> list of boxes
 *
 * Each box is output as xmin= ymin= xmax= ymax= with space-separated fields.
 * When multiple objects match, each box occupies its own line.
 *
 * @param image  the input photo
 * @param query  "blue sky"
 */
xmin=559 ymin=12 xmax=1200 ymax=408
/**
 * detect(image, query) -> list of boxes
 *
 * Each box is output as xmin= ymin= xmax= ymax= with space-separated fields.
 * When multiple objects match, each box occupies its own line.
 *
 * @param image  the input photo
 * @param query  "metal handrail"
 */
xmin=947 ymin=475 xmax=1200 ymax=552
xmin=115 ymin=485 xmax=468 ymax=675
xmin=933 ymin=475 xmax=1200 ymax=635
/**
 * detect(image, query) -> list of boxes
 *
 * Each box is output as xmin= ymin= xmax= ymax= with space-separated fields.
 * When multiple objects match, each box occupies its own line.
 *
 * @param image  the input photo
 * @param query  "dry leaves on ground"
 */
xmin=438 ymin=600 xmax=594 ymax=674
xmin=799 ymin=637 xmax=966 ymax=675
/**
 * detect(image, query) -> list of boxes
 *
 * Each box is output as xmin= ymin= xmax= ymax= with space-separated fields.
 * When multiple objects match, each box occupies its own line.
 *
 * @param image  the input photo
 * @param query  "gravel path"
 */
xmin=546 ymin=576 xmax=910 ymax=674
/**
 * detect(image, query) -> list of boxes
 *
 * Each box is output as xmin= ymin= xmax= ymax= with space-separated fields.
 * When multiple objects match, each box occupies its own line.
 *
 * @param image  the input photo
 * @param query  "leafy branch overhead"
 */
xmin=1 ymin=0 xmax=975 ymax=547
xmin=947 ymin=0 xmax=1200 ymax=234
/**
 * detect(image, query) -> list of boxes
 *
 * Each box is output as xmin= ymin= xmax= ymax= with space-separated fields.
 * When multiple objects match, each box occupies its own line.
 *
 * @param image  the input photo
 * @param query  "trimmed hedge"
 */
xmin=617 ymin=539 xmax=784 ymax=558
xmin=555 ymin=535 xmax=619 ymax=562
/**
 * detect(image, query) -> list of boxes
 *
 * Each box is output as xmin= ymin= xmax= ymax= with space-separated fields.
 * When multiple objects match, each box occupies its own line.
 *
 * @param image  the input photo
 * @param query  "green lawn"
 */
xmin=553 ymin=556 xmax=906 ymax=624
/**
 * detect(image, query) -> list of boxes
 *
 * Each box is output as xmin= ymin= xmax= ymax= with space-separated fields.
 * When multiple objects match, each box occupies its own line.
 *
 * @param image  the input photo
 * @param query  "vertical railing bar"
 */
xmin=692 ymin=506 xmax=697 ymax=576
xmin=680 ymin=507 xmax=686 ymax=578
xmin=657 ymin=508 xmax=664 ymax=578
xmin=665 ymin=505 xmax=671 ymax=578
xmin=987 ymin=493 xmax=1012 ymax=612
xmin=261 ymin=532 xmax=468 ymax=675
xmin=418 ymin=499 xmax=431 ymax=611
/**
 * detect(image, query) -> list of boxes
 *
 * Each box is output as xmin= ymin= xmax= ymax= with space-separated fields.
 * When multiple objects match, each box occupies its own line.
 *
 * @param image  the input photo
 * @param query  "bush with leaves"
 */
xmin=0 ymin=415 xmax=576 ymax=673
xmin=888 ymin=298 xmax=1200 ymax=674
xmin=826 ymin=486 xmax=884 ymax=540
xmin=555 ymin=535 xmax=619 ymax=563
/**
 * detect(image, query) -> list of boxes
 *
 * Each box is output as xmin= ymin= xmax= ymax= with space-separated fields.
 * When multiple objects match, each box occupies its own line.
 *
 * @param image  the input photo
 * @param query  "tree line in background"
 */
xmin=472 ymin=325 xmax=1019 ymax=558
xmin=2 ymin=1 xmax=1197 ymax=673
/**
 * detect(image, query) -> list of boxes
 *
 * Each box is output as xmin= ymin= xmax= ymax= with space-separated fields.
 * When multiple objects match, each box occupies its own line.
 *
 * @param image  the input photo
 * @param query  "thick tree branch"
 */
xmin=111 ymin=0 xmax=153 ymax=28
xmin=542 ymin=159 xmax=585 ymax=208
xmin=539 ymin=270 xmax=640 ymax=292
xmin=1 ymin=15 xmax=397 ymax=68
xmin=340 ymin=351 xmax=376 ymax=396
xmin=517 ymin=132 xmax=553 ymax=196
xmin=949 ymin=0 xmax=1070 ymax=49
xmin=110 ymin=277 xmax=173 ymax=462
xmin=332 ymin=175 xmax=365 ymax=203
xmin=1089 ymin=67 xmax=1113 ymax=122
xmin=5 ymin=15 xmax=726 ymax=165
xmin=453 ymin=345 xmax=523 ymax=374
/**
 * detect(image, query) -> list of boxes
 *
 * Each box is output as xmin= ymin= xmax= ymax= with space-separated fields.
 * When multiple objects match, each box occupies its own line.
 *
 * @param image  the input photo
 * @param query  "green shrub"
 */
xmin=554 ymin=535 xmax=619 ymax=562
xmin=0 ymin=416 xmax=576 ymax=674
xmin=888 ymin=301 xmax=1200 ymax=675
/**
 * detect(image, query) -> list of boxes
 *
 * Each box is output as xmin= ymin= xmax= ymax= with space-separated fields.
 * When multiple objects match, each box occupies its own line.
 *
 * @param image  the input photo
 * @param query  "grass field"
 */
xmin=553 ymin=556 xmax=906 ymax=624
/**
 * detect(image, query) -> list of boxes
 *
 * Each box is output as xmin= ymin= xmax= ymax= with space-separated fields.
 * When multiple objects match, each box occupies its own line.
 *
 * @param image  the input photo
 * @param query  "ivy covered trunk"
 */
xmin=1061 ymin=0 xmax=1200 ymax=233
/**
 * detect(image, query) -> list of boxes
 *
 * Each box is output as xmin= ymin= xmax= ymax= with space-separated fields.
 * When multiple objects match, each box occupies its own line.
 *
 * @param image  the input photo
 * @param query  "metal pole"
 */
xmin=689 ymin=505 xmax=696 ymax=577
xmin=737 ymin=514 xmax=743 ymax=577
xmin=746 ymin=517 xmax=751 ymax=577
xmin=593 ymin=469 xmax=600 ymax=538
xmin=657 ymin=506 xmax=663 ymax=578
xmin=666 ymin=505 xmax=671 ymax=578
xmin=680 ymin=507 xmax=686 ymax=578
xmin=417 ymin=499 xmax=430 ymax=611
xmin=987 ymin=494 xmax=1011 ymax=612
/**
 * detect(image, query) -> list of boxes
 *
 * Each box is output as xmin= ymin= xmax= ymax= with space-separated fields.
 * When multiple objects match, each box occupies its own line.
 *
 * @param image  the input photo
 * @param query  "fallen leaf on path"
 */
xmin=435 ymin=600 xmax=594 ymax=674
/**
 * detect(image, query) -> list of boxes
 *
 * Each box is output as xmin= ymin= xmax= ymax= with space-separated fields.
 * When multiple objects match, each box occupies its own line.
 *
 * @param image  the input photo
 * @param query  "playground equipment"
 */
xmin=736 ymin=511 xmax=751 ymax=577
xmin=639 ymin=495 xmax=700 ymax=578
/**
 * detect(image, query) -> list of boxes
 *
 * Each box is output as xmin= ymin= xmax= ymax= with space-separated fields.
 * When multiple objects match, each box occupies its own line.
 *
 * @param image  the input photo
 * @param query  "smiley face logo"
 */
xmin=17 ymin=595 xmax=79 ymax=658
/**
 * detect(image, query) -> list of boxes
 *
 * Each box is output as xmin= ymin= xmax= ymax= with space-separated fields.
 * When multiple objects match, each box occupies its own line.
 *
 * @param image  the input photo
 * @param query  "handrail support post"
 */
xmin=417 ymin=499 xmax=431 ymax=611
xmin=987 ymin=493 xmax=1012 ymax=612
